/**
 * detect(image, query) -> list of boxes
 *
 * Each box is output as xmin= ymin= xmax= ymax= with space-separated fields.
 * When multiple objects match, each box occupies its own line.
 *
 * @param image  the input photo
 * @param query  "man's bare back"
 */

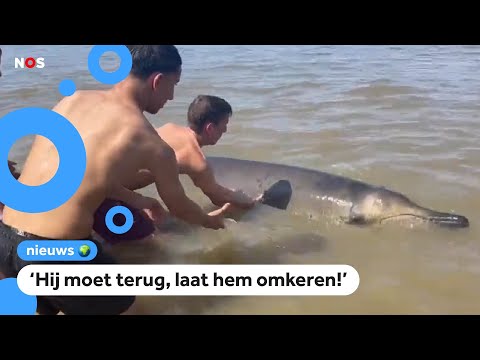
xmin=3 ymin=89 xmax=164 ymax=239
xmin=157 ymin=123 xmax=205 ymax=174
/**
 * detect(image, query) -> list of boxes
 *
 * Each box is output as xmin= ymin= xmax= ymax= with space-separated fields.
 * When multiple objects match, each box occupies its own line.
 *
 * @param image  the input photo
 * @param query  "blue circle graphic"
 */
xmin=105 ymin=206 xmax=134 ymax=234
xmin=59 ymin=79 xmax=76 ymax=96
xmin=88 ymin=45 xmax=132 ymax=85
xmin=0 ymin=278 xmax=37 ymax=315
xmin=0 ymin=107 xmax=87 ymax=213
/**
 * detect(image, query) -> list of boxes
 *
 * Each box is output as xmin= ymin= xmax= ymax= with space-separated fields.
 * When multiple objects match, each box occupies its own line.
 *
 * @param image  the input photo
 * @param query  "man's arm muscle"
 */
xmin=125 ymin=169 xmax=155 ymax=191
xmin=148 ymin=146 xmax=214 ymax=227
xmin=190 ymin=162 xmax=255 ymax=209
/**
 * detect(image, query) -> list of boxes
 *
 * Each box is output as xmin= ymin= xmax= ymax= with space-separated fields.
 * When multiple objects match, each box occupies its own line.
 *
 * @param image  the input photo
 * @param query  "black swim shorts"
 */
xmin=0 ymin=222 xmax=135 ymax=315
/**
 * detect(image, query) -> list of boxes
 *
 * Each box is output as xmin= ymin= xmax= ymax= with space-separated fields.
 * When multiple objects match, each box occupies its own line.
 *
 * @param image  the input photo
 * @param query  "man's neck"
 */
xmin=111 ymin=76 xmax=149 ymax=112
xmin=189 ymin=127 xmax=206 ymax=148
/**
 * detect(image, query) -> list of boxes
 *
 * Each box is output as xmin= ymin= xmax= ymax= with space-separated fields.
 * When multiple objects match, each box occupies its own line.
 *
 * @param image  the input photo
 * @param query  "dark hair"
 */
xmin=126 ymin=45 xmax=182 ymax=79
xmin=187 ymin=95 xmax=233 ymax=133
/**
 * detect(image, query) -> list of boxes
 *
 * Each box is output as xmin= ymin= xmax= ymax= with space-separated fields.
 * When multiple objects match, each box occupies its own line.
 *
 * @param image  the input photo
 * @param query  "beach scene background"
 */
xmin=0 ymin=45 xmax=479 ymax=314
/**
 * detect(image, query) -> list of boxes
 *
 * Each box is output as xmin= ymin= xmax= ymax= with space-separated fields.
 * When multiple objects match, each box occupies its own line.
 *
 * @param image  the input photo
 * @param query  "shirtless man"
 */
xmin=0 ymin=45 xmax=230 ymax=315
xmin=126 ymin=94 xmax=257 ymax=210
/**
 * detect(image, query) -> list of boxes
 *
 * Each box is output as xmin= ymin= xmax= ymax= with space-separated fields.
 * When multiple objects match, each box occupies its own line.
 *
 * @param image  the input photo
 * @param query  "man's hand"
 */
xmin=202 ymin=203 xmax=232 ymax=230
xmin=229 ymin=189 xmax=257 ymax=209
xmin=138 ymin=196 xmax=168 ymax=225
xmin=108 ymin=183 xmax=168 ymax=225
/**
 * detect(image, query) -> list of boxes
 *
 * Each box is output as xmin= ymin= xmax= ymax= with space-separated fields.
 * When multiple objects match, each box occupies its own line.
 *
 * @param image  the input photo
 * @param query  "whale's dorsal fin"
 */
xmin=260 ymin=180 xmax=293 ymax=210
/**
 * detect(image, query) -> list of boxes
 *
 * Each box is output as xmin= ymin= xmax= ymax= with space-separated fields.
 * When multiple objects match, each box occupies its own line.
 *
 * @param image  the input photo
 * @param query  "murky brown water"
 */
xmin=1 ymin=45 xmax=478 ymax=314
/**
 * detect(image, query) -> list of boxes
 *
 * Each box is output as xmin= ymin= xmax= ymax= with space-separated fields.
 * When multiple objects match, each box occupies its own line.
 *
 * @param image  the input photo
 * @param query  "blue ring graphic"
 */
xmin=105 ymin=206 xmax=134 ymax=234
xmin=88 ymin=45 xmax=132 ymax=85
xmin=0 ymin=107 xmax=86 ymax=213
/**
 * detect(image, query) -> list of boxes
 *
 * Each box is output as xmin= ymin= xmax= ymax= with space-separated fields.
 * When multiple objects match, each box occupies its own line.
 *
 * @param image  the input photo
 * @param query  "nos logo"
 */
xmin=15 ymin=57 xmax=45 ymax=69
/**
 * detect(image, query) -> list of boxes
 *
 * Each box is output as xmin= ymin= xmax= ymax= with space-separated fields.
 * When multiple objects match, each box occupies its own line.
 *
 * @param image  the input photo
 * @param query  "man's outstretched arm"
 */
xmin=190 ymin=162 xmax=256 ymax=209
xmin=148 ymin=146 xmax=229 ymax=230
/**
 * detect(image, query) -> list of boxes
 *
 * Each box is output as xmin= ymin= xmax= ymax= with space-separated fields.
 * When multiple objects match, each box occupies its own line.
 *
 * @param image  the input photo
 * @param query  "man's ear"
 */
xmin=204 ymin=122 xmax=214 ymax=134
xmin=151 ymin=72 xmax=164 ymax=91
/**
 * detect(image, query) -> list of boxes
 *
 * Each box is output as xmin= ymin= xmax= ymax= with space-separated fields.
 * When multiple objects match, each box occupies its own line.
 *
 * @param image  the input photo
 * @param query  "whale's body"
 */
xmin=207 ymin=156 xmax=469 ymax=228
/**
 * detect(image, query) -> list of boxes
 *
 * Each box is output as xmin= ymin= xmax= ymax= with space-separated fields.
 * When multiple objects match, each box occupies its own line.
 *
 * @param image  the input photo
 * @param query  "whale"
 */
xmin=87 ymin=155 xmax=470 ymax=244
xmin=206 ymin=156 xmax=470 ymax=229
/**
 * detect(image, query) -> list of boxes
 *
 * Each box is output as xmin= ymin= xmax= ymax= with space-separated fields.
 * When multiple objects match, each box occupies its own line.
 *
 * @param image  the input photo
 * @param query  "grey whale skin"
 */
xmin=206 ymin=156 xmax=470 ymax=228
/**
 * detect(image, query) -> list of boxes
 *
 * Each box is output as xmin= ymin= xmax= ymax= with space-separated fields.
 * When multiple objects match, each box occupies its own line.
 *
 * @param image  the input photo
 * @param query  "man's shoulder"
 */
xmin=148 ymin=135 xmax=176 ymax=158
xmin=59 ymin=89 xmax=105 ymax=104
xmin=52 ymin=89 xmax=92 ymax=110
xmin=157 ymin=123 xmax=197 ymax=152
xmin=186 ymin=150 xmax=208 ymax=174
xmin=156 ymin=122 xmax=188 ymax=135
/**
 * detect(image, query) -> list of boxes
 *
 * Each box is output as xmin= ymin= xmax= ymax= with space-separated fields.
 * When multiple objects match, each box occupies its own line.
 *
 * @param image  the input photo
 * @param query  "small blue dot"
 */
xmin=59 ymin=79 xmax=76 ymax=97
